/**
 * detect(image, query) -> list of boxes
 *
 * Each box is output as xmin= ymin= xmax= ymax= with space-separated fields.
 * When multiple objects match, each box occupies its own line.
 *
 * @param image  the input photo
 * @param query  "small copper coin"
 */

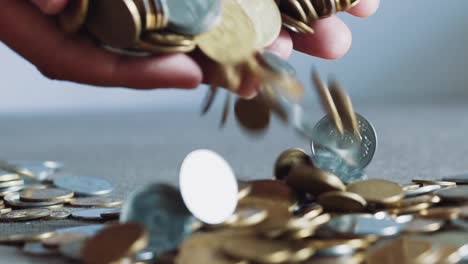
xmin=274 ymin=148 xmax=312 ymax=180
xmin=81 ymin=223 xmax=149 ymax=264
xmin=234 ymin=97 xmax=271 ymax=133
xmin=286 ymin=165 xmax=345 ymax=196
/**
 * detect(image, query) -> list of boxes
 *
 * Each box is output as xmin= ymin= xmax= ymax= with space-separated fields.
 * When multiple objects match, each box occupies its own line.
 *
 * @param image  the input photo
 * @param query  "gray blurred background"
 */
xmin=1 ymin=0 xmax=467 ymax=113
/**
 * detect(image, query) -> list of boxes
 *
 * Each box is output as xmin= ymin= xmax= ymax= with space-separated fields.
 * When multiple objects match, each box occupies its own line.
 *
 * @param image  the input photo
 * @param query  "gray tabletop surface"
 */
xmin=1 ymin=103 xmax=468 ymax=263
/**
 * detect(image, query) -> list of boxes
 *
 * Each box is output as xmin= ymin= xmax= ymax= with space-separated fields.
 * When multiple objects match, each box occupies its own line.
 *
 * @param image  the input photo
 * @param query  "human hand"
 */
xmin=1 ymin=0 xmax=379 ymax=97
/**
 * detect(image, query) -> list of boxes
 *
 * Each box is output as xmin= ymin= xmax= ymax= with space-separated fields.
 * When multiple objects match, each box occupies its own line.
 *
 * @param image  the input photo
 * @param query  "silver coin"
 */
xmin=261 ymin=51 xmax=296 ymax=76
xmin=53 ymin=175 xmax=113 ymax=196
xmin=405 ymin=184 xmax=441 ymax=197
xmin=71 ymin=208 xmax=115 ymax=220
xmin=0 ymin=179 xmax=24 ymax=188
xmin=436 ymin=186 xmax=468 ymax=202
xmin=0 ymin=185 xmax=24 ymax=197
xmin=120 ymin=183 xmax=195 ymax=256
xmin=394 ymin=214 xmax=414 ymax=224
xmin=319 ymin=214 xmax=402 ymax=237
xmin=4 ymin=193 xmax=64 ymax=208
xmin=55 ymin=224 xmax=105 ymax=236
xmin=311 ymin=149 xmax=367 ymax=184
xmin=8 ymin=160 xmax=63 ymax=181
xmin=59 ymin=239 xmax=86 ymax=261
xmin=23 ymin=242 xmax=57 ymax=256
xmin=165 ymin=0 xmax=222 ymax=35
xmin=310 ymin=114 xmax=377 ymax=169
xmin=47 ymin=208 xmax=73 ymax=220
xmin=442 ymin=174 xmax=468 ymax=184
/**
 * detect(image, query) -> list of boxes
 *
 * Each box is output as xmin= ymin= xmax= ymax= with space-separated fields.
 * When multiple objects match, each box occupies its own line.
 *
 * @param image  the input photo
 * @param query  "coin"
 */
xmin=222 ymin=235 xmax=294 ymax=263
xmin=0 ymin=208 xmax=12 ymax=214
xmin=442 ymin=174 xmax=468 ymax=184
xmin=402 ymin=218 xmax=444 ymax=233
xmin=234 ymin=97 xmax=271 ymax=133
xmin=245 ymin=179 xmax=297 ymax=204
xmin=69 ymin=196 xmax=123 ymax=207
xmin=311 ymin=113 xmax=377 ymax=169
xmin=419 ymin=207 xmax=461 ymax=220
xmin=0 ymin=185 xmax=24 ymax=197
xmin=7 ymin=160 xmax=63 ymax=181
xmin=274 ymin=148 xmax=312 ymax=180
xmin=365 ymin=237 xmax=433 ymax=264
xmin=59 ymin=238 xmax=86 ymax=261
xmin=55 ymin=224 xmax=105 ymax=236
xmin=86 ymin=0 xmax=142 ymax=48
xmin=237 ymin=0 xmax=281 ymax=48
xmin=319 ymin=214 xmax=402 ymax=237
xmin=136 ymin=39 xmax=196 ymax=53
xmin=0 ymin=208 xmax=50 ymax=221
xmin=4 ymin=193 xmax=64 ymax=208
xmin=412 ymin=179 xmax=456 ymax=187
xmin=286 ymin=164 xmax=345 ymax=196
xmin=436 ymin=186 xmax=468 ymax=202
xmin=179 ymin=149 xmax=238 ymax=224
xmin=405 ymin=184 xmax=442 ymax=197
xmin=20 ymin=188 xmax=74 ymax=202
xmin=58 ymin=0 xmax=89 ymax=33
xmin=329 ymin=80 xmax=360 ymax=138
xmin=317 ymin=191 xmax=367 ymax=212
xmin=0 ymin=231 xmax=55 ymax=245
xmin=82 ymin=223 xmax=149 ymax=264
xmin=225 ymin=207 xmax=268 ymax=227
xmin=71 ymin=208 xmax=116 ymax=220
xmin=47 ymin=208 xmax=73 ymax=220
xmin=196 ymin=0 xmax=256 ymax=65
xmin=53 ymin=175 xmax=113 ymax=196
xmin=165 ymin=0 xmax=221 ymax=35
xmin=42 ymin=232 xmax=89 ymax=248
xmin=0 ymin=172 xmax=20 ymax=182
xmin=281 ymin=13 xmax=314 ymax=33
xmin=0 ymin=179 xmax=24 ymax=188
xmin=347 ymin=179 xmax=404 ymax=205
xmin=143 ymin=32 xmax=194 ymax=46
xmin=311 ymin=70 xmax=342 ymax=134
xmin=23 ymin=242 xmax=57 ymax=256
xmin=100 ymin=208 xmax=121 ymax=219
xmin=120 ymin=183 xmax=194 ymax=256
xmin=294 ymin=203 xmax=323 ymax=220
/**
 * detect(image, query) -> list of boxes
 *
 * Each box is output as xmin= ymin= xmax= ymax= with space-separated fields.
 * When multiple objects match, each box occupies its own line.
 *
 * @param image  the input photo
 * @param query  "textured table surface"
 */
xmin=1 ymin=103 xmax=468 ymax=263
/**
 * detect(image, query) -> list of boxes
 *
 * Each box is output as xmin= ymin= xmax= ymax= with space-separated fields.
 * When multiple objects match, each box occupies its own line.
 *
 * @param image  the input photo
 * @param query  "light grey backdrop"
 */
xmin=1 ymin=0 xmax=467 ymax=113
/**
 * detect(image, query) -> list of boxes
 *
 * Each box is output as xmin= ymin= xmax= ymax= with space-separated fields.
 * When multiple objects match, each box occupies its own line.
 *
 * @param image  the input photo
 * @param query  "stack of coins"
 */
xmin=277 ymin=0 xmax=361 ymax=33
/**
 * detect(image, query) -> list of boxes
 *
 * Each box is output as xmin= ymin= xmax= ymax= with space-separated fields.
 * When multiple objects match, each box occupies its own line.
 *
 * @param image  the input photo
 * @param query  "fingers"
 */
xmin=31 ymin=0 xmax=68 ymax=15
xmin=291 ymin=16 xmax=352 ymax=59
xmin=265 ymin=29 xmax=293 ymax=59
xmin=348 ymin=0 xmax=380 ymax=17
xmin=2 ymin=0 xmax=202 ymax=89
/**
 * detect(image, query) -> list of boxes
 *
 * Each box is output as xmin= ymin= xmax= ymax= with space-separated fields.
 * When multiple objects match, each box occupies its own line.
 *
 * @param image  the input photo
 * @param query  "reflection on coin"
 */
xmin=0 ymin=208 xmax=50 ymax=221
xmin=23 ymin=242 xmax=57 ymax=256
xmin=82 ymin=223 xmax=148 ymax=264
xmin=47 ymin=208 xmax=73 ymax=220
xmin=71 ymin=208 xmax=115 ymax=220
xmin=69 ymin=197 xmax=123 ymax=207
xmin=179 ymin=149 xmax=238 ymax=224
xmin=319 ymin=214 xmax=402 ymax=237
xmin=53 ymin=175 xmax=113 ymax=196
xmin=120 ymin=183 xmax=194 ymax=256
xmin=42 ymin=232 xmax=89 ymax=248
xmin=311 ymin=114 xmax=377 ymax=169
xmin=20 ymin=188 xmax=73 ymax=202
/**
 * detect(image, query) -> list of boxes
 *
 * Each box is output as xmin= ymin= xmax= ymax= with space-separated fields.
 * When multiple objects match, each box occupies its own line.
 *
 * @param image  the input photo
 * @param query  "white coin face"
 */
xmin=179 ymin=149 xmax=238 ymax=225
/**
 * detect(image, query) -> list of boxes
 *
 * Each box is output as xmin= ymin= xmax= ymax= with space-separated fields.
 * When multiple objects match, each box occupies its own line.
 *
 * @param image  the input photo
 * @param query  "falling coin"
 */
xmin=234 ymin=97 xmax=271 ymax=133
xmin=53 ymin=175 xmax=113 ymax=196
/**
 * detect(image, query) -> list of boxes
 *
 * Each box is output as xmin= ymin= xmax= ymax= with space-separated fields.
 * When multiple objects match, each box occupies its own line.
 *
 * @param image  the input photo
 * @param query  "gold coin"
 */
xmin=312 ymin=70 xmax=343 ymax=134
xmin=0 ymin=208 xmax=12 ymax=214
xmin=239 ymin=196 xmax=291 ymax=231
xmin=274 ymin=148 xmax=312 ymax=180
xmin=366 ymin=237 xmax=432 ymax=264
xmin=136 ymin=40 xmax=196 ymax=53
xmin=0 ymin=172 xmax=20 ymax=182
xmin=436 ymin=186 xmax=468 ymax=202
xmin=282 ymin=14 xmax=314 ymax=34
xmin=69 ymin=197 xmax=123 ymax=207
xmin=303 ymin=253 xmax=365 ymax=264
xmin=282 ymin=0 xmax=308 ymax=24
xmin=177 ymin=232 xmax=249 ymax=264
xmin=390 ymin=195 xmax=440 ymax=208
xmin=0 ymin=208 xmax=50 ymax=222
xmin=234 ymin=97 xmax=271 ymax=133
xmin=295 ymin=203 xmax=323 ymax=220
xmin=222 ymin=235 xmax=293 ymax=263
xmin=318 ymin=191 xmax=367 ymax=213
xmin=419 ymin=207 xmax=461 ymax=220
xmin=402 ymin=183 xmax=420 ymax=191
xmin=0 ymin=231 xmax=55 ymax=245
xmin=237 ymin=0 xmax=282 ymax=48
xmin=20 ymin=188 xmax=74 ymax=202
xmin=143 ymin=32 xmax=194 ymax=46
xmin=86 ymin=0 xmax=142 ymax=48
xmin=306 ymin=237 xmax=371 ymax=251
xmin=313 ymin=0 xmax=336 ymax=17
xmin=386 ymin=202 xmax=431 ymax=215
xmin=42 ymin=232 xmax=89 ymax=248
xmin=58 ymin=0 xmax=89 ymax=33
xmin=298 ymin=0 xmax=319 ymax=22
xmin=196 ymin=0 xmax=257 ymax=65
xmin=225 ymin=207 xmax=268 ymax=227
xmin=82 ymin=223 xmax=149 ymax=264
xmin=286 ymin=213 xmax=331 ymax=239
xmin=243 ymin=179 xmax=297 ymax=205
xmin=329 ymin=80 xmax=361 ymax=138
xmin=286 ymin=165 xmax=345 ymax=196
xmin=347 ymin=179 xmax=404 ymax=205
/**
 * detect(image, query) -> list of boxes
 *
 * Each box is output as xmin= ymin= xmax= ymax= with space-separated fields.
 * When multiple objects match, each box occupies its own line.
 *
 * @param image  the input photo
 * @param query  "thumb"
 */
xmin=31 ymin=0 xmax=68 ymax=15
